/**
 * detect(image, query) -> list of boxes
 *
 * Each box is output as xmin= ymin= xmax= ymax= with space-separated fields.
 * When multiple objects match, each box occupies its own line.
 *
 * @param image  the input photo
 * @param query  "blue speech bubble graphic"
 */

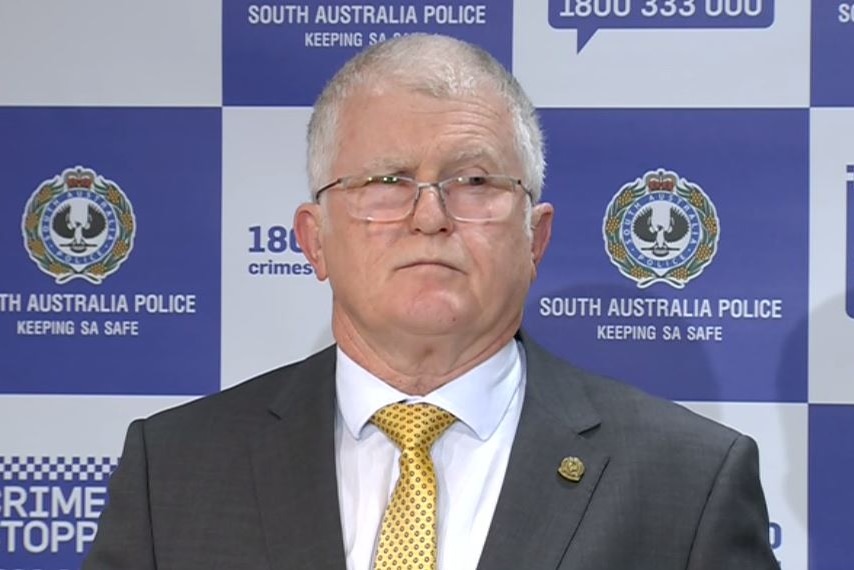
xmin=549 ymin=0 xmax=774 ymax=52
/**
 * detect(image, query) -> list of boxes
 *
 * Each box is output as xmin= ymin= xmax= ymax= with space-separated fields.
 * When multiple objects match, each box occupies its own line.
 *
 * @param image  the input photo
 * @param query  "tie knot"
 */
xmin=370 ymin=403 xmax=456 ymax=451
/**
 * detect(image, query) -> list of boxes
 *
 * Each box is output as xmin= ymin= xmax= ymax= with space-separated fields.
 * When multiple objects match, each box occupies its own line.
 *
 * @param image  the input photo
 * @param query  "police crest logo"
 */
xmin=21 ymin=167 xmax=136 ymax=284
xmin=603 ymin=169 xmax=720 ymax=289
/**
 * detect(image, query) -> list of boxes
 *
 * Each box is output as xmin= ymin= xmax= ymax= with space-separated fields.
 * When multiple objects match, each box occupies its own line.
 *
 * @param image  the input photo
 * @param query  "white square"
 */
xmin=0 ymin=1 xmax=221 ymax=106
xmin=809 ymin=109 xmax=854 ymax=404
xmin=513 ymin=0 xmax=809 ymax=108
xmin=0 ymin=395 xmax=193 ymax=457
xmin=221 ymin=107 xmax=334 ymax=389
xmin=681 ymin=401 xmax=807 ymax=569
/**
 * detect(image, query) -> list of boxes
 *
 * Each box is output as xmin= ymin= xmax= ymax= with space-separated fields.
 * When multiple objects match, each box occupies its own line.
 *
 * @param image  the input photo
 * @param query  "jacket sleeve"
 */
xmin=82 ymin=420 xmax=157 ymax=570
xmin=686 ymin=434 xmax=780 ymax=569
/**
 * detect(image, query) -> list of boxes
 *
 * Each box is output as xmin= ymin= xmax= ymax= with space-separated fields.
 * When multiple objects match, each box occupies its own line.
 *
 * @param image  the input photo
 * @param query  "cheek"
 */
xmin=468 ymin=231 xmax=533 ymax=291
xmin=324 ymin=225 xmax=398 ymax=288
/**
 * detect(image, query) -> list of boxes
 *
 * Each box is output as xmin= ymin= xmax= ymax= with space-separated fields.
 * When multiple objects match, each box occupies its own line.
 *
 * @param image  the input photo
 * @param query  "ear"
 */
xmin=293 ymin=203 xmax=328 ymax=281
xmin=529 ymin=202 xmax=554 ymax=281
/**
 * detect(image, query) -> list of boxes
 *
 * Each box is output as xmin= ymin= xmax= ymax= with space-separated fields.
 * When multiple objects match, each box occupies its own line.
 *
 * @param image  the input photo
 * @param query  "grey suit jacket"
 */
xmin=83 ymin=336 xmax=779 ymax=569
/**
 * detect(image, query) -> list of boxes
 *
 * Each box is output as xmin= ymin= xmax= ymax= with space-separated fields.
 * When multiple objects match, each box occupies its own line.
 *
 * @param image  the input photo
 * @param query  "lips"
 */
xmin=398 ymin=259 xmax=460 ymax=272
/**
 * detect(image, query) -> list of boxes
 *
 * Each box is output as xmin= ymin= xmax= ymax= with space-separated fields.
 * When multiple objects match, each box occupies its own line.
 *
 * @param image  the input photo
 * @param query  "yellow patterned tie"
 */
xmin=370 ymin=403 xmax=457 ymax=570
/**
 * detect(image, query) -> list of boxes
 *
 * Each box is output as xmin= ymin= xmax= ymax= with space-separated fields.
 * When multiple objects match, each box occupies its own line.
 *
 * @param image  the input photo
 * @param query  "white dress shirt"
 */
xmin=335 ymin=340 xmax=526 ymax=570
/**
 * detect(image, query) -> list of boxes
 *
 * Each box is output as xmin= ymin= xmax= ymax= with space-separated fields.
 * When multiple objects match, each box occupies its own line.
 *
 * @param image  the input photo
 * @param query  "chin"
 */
xmin=394 ymin=320 xmax=465 ymax=337
xmin=389 ymin=305 xmax=469 ymax=336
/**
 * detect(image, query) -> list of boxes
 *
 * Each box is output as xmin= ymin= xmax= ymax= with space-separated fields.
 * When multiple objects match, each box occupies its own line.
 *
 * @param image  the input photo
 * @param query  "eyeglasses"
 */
xmin=314 ymin=174 xmax=532 ymax=222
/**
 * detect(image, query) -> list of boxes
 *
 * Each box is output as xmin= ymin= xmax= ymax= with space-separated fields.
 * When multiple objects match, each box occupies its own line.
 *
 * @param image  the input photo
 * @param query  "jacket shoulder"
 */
xmin=141 ymin=345 xmax=336 ymax=437
xmin=583 ymin=367 xmax=740 ymax=449
xmin=525 ymin=337 xmax=743 ymax=453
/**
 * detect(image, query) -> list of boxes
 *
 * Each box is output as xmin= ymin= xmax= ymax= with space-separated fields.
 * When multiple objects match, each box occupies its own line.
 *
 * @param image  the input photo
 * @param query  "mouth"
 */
xmin=398 ymin=260 xmax=461 ymax=272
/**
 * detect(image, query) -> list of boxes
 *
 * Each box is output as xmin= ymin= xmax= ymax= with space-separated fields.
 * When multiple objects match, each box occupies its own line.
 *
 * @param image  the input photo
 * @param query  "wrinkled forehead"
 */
xmin=332 ymin=84 xmax=521 ymax=175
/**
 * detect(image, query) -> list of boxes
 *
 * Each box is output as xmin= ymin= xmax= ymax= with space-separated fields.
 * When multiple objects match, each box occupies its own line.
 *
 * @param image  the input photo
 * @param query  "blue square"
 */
xmin=811 ymin=1 xmax=854 ymax=106
xmin=524 ymin=109 xmax=808 ymax=402
xmin=0 ymin=108 xmax=221 ymax=395
xmin=809 ymin=405 xmax=854 ymax=570
xmin=222 ymin=0 xmax=513 ymax=106
xmin=847 ymin=164 xmax=854 ymax=318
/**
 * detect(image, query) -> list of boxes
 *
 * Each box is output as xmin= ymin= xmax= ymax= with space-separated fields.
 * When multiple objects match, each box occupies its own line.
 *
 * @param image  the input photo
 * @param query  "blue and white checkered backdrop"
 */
xmin=1 ymin=1 xmax=851 ymax=567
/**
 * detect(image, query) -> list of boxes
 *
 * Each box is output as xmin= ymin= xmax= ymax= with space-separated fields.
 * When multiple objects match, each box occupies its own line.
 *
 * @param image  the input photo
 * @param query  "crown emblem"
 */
xmin=644 ymin=170 xmax=676 ymax=192
xmin=64 ymin=171 xmax=95 ymax=190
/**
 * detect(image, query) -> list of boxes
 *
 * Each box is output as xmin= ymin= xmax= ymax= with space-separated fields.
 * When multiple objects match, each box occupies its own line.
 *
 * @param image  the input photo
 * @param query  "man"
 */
xmin=84 ymin=34 xmax=779 ymax=569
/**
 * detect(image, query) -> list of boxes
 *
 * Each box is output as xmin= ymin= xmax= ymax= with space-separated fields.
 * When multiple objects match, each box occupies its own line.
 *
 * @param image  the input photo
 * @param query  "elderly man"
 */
xmin=84 ymin=34 xmax=778 ymax=569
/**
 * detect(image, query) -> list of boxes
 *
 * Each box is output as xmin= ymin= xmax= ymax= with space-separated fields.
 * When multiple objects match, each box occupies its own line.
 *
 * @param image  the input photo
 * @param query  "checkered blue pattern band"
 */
xmin=0 ymin=456 xmax=119 ymax=482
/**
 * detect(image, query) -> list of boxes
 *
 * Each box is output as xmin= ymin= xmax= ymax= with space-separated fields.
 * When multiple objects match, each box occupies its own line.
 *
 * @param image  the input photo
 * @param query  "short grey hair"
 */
xmin=306 ymin=34 xmax=546 ymax=203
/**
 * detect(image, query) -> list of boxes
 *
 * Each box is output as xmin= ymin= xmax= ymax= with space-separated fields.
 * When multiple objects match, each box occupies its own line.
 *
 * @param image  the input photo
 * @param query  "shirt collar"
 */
xmin=336 ymin=339 xmax=523 ymax=442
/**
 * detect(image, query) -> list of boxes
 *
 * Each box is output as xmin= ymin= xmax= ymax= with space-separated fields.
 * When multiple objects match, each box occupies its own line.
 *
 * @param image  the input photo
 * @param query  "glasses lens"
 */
xmin=444 ymin=176 xmax=517 ymax=221
xmin=346 ymin=176 xmax=416 ymax=221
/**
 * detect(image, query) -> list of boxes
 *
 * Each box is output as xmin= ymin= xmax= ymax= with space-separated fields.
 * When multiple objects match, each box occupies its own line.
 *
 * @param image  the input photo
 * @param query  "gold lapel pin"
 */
xmin=558 ymin=456 xmax=585 ymax=483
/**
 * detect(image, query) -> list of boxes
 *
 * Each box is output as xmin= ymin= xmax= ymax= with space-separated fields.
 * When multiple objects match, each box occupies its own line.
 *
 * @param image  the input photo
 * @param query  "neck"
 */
xmin=332 ymin=309 xmax=519 ymax=396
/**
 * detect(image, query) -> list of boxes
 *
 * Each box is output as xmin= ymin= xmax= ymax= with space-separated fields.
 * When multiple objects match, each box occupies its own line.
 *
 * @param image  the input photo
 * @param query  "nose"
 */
xmin=410 ymin=185 xmax=452 ymax=234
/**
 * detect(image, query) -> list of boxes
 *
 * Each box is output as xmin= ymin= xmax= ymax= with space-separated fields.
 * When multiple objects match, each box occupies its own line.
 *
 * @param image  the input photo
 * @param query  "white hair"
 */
xmin=306 ymin=34 xmax=546 ymax=204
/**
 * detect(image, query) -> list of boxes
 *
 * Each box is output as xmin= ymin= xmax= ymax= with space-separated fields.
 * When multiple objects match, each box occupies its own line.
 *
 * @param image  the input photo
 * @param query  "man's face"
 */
xmin=296 ymin=85 xmax=552 ymax=346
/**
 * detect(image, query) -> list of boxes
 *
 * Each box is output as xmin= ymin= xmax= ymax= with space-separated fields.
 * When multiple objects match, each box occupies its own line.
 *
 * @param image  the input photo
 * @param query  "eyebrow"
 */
xmin=445 ymin=148 xmax=500 ymax=168
xmin=361 ymin=156 xmax=414 ymax=175
xmin=360 ymin=148 xmax=502 ymax=177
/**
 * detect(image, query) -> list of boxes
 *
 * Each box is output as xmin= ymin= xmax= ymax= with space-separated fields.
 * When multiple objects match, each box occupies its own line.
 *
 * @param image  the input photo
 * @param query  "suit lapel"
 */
xmin=246 ymin=337 xmax=608 ymax=570
xmin=250 ymin=347 xmax=347 ymax=570
xmin=477 ymin=337 xmax=610 ymax=570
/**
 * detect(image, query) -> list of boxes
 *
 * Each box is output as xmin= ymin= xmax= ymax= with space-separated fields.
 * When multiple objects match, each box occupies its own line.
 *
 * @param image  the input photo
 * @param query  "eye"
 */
xmin=375 ymin=175 xmax=402 ymax=185
xmin=466 ymin=176 xmax=488 ymax=186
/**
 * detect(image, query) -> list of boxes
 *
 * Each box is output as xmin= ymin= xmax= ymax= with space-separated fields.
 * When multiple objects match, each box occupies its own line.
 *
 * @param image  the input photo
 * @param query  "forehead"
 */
xmin=332 ymin=85 xmax=521 ymax=176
